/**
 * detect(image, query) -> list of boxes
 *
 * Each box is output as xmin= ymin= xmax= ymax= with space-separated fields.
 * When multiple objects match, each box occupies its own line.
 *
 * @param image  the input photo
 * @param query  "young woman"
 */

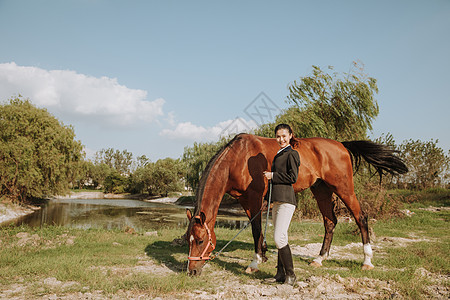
xmin=263 ymin=123 xmax=300 ymax=286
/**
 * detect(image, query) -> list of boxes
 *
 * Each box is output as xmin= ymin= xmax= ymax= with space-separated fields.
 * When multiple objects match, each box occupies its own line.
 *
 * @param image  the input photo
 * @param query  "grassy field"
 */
xmin=0 ymin=191 xmax=448 ymax=299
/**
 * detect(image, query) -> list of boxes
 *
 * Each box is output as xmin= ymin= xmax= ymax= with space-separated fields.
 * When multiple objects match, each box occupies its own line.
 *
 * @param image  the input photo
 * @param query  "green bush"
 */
xmin=103 ymin=172 xmax=129 ymax=194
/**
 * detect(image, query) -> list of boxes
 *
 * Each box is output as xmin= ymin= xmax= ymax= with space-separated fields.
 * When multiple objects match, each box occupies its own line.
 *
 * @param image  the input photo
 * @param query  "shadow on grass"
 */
xmin=145 ymin=240 xmax=188 ymax=273
xmin=316 ymin=259 xmax=365 ymax=271
xmin=292 ymin=254 xmax=366 ymax=273
xmin=294 ymin=254 xmax=314 ymax=265
xmin=209 ymin=240 xmax=273 ymax=279
xmin=144 ymin=238 xmax=272 ymax=279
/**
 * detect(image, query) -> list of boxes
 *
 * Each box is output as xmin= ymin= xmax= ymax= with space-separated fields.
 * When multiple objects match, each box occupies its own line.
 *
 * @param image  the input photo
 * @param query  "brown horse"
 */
xmin=186 ymin=133 xmax=407 ymax=275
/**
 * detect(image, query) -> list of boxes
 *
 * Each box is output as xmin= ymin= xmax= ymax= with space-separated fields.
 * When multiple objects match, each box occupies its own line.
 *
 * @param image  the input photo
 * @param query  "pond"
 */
xmin=10 ymin=198 xmax=250 ymax=231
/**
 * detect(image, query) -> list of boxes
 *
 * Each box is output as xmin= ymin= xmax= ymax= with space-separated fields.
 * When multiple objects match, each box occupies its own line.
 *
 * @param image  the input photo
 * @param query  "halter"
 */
xmin=187 ymin=221 xmax=216 ymax=261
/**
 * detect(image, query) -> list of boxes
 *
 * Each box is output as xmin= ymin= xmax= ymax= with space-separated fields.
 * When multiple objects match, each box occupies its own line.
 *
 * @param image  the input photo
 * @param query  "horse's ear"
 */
xmin=186 ymin=209 xmax=193 ymax=221
xmin=199 ymin=211 xmax=206 ymax=225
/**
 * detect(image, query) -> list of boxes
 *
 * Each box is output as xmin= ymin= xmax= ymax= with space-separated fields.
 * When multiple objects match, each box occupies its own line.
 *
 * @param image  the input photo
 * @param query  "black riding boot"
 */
xmin=264 ymin=251 xmax=285 ymax=283
xmin=279 ymin=244 xmax=296 ymax=286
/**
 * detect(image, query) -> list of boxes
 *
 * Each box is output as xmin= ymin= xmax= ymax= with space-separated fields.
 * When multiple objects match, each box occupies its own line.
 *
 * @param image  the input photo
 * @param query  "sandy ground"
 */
xmin=55 ymin=191 xmax=119 ymax=199
xmin=0 ymin=203 xmax=39 ymax=225
xmin=144 ymin=197 xmax=178 ymax=204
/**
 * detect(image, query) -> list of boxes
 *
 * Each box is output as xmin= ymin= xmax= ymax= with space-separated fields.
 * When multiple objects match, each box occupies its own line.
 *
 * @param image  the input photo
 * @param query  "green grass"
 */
xmin=391 ymin=188 xmax=450 ymax=208
xmin=0 ymin=225 xmax=212 ymax=298
xmin=1 ymin=190 xmax=449 ymax=298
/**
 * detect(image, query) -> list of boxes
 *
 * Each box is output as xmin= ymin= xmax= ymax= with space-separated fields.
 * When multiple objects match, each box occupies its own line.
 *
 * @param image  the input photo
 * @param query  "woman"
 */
xmin=263 ymin=123 xmax=300 ymax=286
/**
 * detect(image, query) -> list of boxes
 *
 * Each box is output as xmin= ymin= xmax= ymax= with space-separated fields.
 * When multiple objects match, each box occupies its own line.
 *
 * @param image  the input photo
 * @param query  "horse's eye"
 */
xmin=198 ymin=240 xmax=204 ymax=245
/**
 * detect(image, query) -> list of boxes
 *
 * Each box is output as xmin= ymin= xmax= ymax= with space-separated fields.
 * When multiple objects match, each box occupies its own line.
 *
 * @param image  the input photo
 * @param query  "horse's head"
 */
xmin=186 ymin=209 xmax=216 ymax=276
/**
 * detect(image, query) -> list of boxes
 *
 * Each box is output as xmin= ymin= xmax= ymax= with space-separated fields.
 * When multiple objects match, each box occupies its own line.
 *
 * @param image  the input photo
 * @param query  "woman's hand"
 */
xmin=263 ymin=171 xmax=273 ymax=180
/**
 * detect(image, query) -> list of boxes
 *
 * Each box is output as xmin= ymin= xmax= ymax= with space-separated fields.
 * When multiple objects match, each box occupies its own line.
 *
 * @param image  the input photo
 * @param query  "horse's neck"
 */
xmin=199 ymin=162 xmax=228 ymax=226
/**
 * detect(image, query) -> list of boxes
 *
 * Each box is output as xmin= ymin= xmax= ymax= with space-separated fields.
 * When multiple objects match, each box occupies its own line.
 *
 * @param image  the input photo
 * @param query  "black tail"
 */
xmin=342 ymin=140 xmax=408 ymax=179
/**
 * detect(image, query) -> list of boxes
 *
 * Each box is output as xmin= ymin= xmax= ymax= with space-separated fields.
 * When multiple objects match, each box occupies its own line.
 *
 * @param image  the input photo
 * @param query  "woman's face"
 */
xmin=276 ymin=128 xmax=292 ymax=148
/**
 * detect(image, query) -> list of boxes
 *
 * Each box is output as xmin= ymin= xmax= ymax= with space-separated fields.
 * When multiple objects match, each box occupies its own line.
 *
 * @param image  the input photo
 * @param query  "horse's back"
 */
xmin=227 ymin=134 xmax=353 ymax=193
xmin=295 ymin=137 xmax=354 ymax=190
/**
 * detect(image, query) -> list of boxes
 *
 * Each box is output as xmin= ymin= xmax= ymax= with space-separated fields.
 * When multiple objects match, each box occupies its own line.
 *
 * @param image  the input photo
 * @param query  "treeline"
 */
xmin=0 ymin=97 xmax=187 ymax=202
xmin=1 ymin=62 xmax=449 ymax=205
xmin=76 ymin=151 xmax=185 ymax=196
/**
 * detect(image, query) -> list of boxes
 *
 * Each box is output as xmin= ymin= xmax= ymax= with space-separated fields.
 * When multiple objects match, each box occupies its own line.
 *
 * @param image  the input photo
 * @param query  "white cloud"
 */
xmin=160 ymin=117 xmax=258 ymax=142
xmin=0 ymin=62 xmax=164 ymax=126
xmin=166 ymin=111 xmax=177 ymax=127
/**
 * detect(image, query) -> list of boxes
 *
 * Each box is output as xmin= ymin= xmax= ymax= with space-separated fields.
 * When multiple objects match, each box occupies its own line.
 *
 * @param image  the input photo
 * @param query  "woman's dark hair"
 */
xmin=274 ymin=123 xmax=300 ymax=148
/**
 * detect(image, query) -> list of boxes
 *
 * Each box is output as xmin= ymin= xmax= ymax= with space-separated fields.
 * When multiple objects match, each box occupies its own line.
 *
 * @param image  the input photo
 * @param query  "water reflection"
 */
xmin=12 ymin=199 xmax=249 ymax=231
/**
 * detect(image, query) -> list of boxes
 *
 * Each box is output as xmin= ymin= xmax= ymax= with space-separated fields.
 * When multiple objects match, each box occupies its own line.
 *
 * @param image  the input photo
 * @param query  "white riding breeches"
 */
xmin=272 ymin=201 xmax=296 ymax=249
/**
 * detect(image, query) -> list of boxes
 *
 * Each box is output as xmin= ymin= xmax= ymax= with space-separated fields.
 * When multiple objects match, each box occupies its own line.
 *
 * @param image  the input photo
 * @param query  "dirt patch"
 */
xmin=418 ymin=206 xmax=450 ymax=212
xmin=414 ymin=267 xmax=450 ymax=298
xmin=0 ymin=277 xmax=105 ymax=300
xmin=291 ymin=242 xmax=364 ymax=261
xmin=55 ymin=191 xmax=106 ymax=199
xmin=169 ymin=268 xmax=396 ymax=300
xmin=1 ymin=232 xmax=76 ymax=249
xmin=290 ymin=235 xmax=434 ymax=262
xmin=90 ymin=256 xmax=175 ymax=277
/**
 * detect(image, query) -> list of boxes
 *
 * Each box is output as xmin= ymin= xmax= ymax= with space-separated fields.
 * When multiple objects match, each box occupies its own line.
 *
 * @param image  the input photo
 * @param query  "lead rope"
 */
xmin=211 ymin=181 xmax=272 ymax=260
xmin=210 ymin=208 xmax=262 ymax=260
xmin=263 ymin=181 xmax=272 ymax=246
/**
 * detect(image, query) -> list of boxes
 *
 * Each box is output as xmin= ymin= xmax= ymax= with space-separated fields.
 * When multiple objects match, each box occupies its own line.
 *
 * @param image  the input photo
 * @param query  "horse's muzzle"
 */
xmin=188 ymin=268 xmax=202 ymax=276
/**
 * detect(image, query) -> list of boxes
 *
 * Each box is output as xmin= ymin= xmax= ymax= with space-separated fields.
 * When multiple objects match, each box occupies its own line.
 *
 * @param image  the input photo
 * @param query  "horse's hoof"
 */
xmin=362 ymin=264 xmax=374 ymax=270
xmin=245 ymin=267 xmax=259 ymax=274
xmin=310 ymin=261 xmax=322 ymax=268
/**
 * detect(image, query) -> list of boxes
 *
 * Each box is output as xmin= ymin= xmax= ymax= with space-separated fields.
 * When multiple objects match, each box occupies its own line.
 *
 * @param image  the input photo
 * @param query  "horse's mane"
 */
xmin=195 ymin=133 xmax=244 ymax=213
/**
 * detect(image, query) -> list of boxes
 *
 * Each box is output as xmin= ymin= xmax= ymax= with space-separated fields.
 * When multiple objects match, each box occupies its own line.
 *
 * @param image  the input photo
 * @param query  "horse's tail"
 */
xmin=341 ymin=140 xmax=408 ymax=179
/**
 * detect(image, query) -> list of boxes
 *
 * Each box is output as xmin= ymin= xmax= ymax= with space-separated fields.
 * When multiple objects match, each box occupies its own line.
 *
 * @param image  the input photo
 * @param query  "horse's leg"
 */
xmin=245 ymin=210 xmax=265 ymax=273
xmin=309 ymin=180 xmax=337 ymax=267
xmin=334 ymin=188 xmax=374 ymax=270
xmin=242 ymin=193 xmax=267 ymax=273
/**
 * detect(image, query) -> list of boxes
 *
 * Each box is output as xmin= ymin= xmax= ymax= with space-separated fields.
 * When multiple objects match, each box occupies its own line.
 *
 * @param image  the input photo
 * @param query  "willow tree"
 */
xmin=284 ymin=62 xmax=379 ymax=140
xmin=0 ymin=96 xmax=83 ymax=202
xmin=252 ymin=63 xmax=381 ymax=218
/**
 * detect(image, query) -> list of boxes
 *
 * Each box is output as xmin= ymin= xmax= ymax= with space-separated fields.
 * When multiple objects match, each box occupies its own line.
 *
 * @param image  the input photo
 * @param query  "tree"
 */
xmin=150 ymin=158 xmax=185 ymax=196
xmin=136 ymin=155 xmax=150 ymax=169
xmin=397 ymin=139 xmax=449 ymax=189
xmin=182 ymin=139 xmax=228 ymax=192
xmin=95 ymin=148 xmax=133 ymax=174
xmin=87 ymin=161 xmax=113 ymax=189
xmin=103 ymin=170 xmax=129 ymax=194
xmin=0 ymin=96 xmax=83 ymax=202
xmin=284 ymin=62 xmax=379 ymax=140
xmin=130 ymin=163 xmax=154 ymax=194
xmin=252 ymin=63 xmax=380 ymax=217
xmin=131 ymin=158 xmax=185 ymax=196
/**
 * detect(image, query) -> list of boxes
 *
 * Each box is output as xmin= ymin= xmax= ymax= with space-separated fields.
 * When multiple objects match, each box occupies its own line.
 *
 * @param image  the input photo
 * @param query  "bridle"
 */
xmin=187 ymin=221 xmax=215 ymax=261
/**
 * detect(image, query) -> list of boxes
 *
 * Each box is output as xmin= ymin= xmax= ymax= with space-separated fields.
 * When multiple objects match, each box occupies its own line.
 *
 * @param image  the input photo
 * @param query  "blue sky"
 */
xmin=1 ymin=0 xmax=449 ymax=161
